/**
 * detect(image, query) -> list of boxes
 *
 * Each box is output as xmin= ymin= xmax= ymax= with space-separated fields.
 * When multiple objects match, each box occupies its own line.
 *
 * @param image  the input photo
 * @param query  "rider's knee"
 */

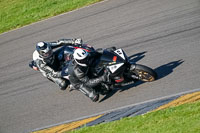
xmin=51 ymin=77 xmax=69 ymax=90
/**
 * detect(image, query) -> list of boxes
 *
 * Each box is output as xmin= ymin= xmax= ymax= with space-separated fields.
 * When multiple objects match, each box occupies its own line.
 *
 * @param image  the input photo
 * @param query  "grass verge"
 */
xmin=0 ymin=0 xmax=103 ymax=34
xmin=69 ymin=100 xmax=200 ymax=133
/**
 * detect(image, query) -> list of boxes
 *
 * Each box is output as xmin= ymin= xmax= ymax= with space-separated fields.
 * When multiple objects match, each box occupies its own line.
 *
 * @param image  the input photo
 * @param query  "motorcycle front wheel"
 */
xmin=130 ymin=64 xmax=157 ymax=82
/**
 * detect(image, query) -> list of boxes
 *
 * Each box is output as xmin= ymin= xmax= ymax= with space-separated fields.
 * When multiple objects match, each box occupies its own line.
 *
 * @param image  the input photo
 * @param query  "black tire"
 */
xmin=131 ymin=64 xmax=157 ymax=82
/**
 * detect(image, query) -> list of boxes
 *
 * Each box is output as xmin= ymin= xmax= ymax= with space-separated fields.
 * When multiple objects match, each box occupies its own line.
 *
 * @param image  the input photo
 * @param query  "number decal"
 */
xmin=108 ymin=63 xmax=124 ymax=73
xmin=114 ymin=49 xmax=125 ymax=60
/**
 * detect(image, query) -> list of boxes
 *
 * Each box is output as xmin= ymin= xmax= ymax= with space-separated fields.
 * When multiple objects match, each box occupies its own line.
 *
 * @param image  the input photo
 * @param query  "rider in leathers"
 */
xmin=68 ymin=48 xmax=108 ymax=102
xmin=32 ymin=38 xmax=83 ymax=90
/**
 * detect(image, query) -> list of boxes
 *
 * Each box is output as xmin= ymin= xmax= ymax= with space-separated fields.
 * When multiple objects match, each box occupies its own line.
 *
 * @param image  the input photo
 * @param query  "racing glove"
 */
xmin=74 ymin=38 xmax=83 ymax=45
xmin=101 ymin=69 xmax=110 ymax=82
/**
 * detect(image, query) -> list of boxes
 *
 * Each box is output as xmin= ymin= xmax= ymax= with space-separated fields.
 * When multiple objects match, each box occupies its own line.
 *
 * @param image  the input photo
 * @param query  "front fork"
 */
xmin=126 ymin=63 xmax=140 ymax=80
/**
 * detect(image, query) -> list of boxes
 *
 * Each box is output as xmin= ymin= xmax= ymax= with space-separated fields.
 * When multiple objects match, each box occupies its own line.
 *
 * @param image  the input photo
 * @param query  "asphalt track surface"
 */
xmin=0 ymin=0 xmax=200 ymax=132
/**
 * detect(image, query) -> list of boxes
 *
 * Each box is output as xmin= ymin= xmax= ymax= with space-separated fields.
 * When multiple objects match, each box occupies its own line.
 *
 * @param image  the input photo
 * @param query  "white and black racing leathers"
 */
xmin=33 ymin=39 xmax=81 ymax=90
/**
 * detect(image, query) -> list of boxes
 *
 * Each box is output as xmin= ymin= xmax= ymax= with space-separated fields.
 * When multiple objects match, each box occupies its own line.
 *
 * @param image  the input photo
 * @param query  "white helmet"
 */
xmin=73 ymin=48 xmax=89 ymax=67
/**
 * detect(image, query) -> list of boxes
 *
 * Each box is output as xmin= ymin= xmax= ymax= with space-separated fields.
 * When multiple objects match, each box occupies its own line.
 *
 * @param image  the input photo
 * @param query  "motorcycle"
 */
xmin=29 ymin=44 xmax=157 ymax=94
xmin=88 ymin=48 xmax=157 ymax=95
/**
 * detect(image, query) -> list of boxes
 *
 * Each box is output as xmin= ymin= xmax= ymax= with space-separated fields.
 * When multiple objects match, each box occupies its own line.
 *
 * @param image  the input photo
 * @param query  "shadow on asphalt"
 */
xmin=99 ymin=59 xmax=184 ymax=103
xmin=128 ymin=51 xmax=147 ymax=63
xmin=155 ymin=59 xmax=184 ymax=80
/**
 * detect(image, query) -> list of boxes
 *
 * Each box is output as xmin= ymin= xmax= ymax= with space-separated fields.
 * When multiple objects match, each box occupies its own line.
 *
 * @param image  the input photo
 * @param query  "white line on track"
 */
xmin=32 ymin=88 xmax=200 ymax=132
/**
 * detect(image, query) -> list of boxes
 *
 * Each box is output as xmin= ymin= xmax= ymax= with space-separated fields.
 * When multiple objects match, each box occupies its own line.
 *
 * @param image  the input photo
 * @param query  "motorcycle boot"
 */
xmin=100 ymin=83 xmax=112 ymax=95
xmin=79 ymin=85 xmax=99 ymax=102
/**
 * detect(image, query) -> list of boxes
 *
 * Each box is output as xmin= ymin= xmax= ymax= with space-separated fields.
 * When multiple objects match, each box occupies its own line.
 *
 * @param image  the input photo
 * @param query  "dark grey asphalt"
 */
xmin=0 ymin=0 xmax=200 ymax=132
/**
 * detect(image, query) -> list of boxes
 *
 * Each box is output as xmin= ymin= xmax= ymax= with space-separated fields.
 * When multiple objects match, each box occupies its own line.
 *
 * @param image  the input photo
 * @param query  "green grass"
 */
xmin=0 ymin=0 xmax=103 ymax=34
xmin=70 ymin=101 xmax=200 ymax=133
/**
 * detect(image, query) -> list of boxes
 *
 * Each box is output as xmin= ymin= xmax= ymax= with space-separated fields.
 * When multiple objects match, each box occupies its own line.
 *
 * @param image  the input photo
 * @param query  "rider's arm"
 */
xmin=50 ymin=39 xmax=82 ymax=49
xmin=74 ymin=67 xmax=106 ymax=87
xmin=35 ymin=59 xmax=61 ymax=78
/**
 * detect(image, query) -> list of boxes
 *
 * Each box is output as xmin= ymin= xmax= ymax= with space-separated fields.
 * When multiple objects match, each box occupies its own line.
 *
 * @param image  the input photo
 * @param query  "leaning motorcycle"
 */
xmin=29 ymin=45 xmax=157 ymax=94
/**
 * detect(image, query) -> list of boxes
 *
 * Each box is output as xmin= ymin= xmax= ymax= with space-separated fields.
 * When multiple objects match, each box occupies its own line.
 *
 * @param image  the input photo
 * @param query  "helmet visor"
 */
xmin=75 ymin=55 xmax=89 ymax=66
xmin=41 ymin=49 xmax=52 ymax=58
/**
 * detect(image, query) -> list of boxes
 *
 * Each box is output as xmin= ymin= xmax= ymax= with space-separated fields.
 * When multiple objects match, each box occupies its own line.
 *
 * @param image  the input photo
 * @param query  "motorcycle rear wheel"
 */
xmin=131 ymin=64 xmax=157 ymax=82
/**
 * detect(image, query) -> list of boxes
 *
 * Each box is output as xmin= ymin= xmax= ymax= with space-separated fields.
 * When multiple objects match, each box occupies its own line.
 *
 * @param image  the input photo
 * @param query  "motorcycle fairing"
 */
xmin=94 ymin=49 xmax=127 ymax=77
xmin=99 ymin=50 xmax=126 ymax=66
xmin=114 ymin=49 xmax=126 ymax=60
xmin=107 ymin=48 xmax=128 ymax=74
xmin=108 ymin=63 xmax=124 ymax=73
